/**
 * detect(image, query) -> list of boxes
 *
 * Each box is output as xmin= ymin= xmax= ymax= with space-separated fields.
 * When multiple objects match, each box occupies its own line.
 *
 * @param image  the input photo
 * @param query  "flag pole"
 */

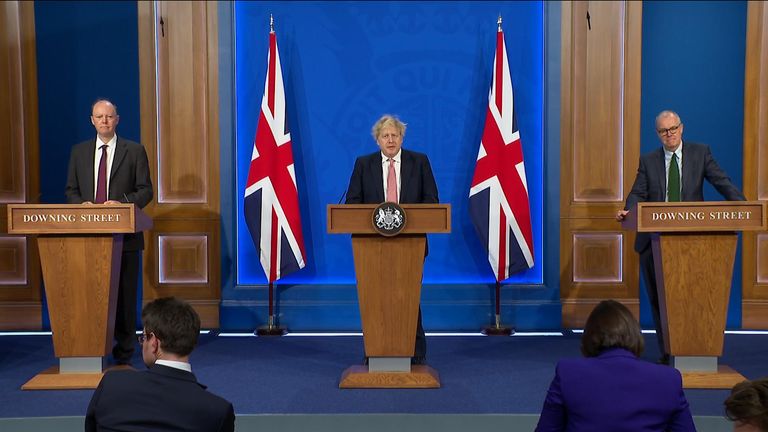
xmin=483 ymin=280 xmax=513 ymax=336
xmin=256 ymin=281 xmax=287 ymax=336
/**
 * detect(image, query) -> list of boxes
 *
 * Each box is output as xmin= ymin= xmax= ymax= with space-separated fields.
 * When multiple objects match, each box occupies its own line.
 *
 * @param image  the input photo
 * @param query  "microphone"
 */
xmin=123 ymin=193 xmax=132 ymax=203
xmin=337 ymin=189 xmax=347 ymax=204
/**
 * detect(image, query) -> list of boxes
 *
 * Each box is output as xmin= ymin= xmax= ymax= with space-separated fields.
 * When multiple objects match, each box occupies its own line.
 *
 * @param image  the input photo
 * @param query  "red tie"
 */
xmin=95 ymin=145 xmax=108 ymax=203
xmin=386 ymin=158 xmax=398 ymax=203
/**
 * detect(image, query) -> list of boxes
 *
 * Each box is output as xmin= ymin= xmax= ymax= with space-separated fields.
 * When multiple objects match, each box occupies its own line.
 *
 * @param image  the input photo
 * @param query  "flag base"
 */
xmin=255 ymin=325 xmax=287 ymax=336
xmin=482 ymin=325 xmax=514 ymax=336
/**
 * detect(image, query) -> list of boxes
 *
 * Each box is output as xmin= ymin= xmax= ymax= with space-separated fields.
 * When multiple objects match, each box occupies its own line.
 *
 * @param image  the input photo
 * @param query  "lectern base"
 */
xmin=21 ymin=366 xmax=104 ymax=390
xmin=482 ymin=325 xmax=514 ymax=336
xmin=682 ymin=365 xmax=747 ymax=389
xmin=339 ymin=365 xmax=440 ymax=388
xmin=21 ymin=363 xmax=135 ymax=390
xmin=255 ymin=325 xmax=287 ymax=336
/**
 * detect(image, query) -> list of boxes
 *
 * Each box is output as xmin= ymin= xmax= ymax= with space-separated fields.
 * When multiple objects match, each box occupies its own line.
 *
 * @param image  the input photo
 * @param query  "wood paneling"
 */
xmin=0 ymin=1 xmax=40 ymax=329
xmin=742 ymin=1 xmax=768 ymax=328
xmin=158 ymin=234 xmax=208 ymax=284
xmin=0 ymin=236 xmax=26 ymax=285
xmin=155 ymin=2 xmax=210 ymax=204
xmin=0 ymin=2 xmax=25 ymax=203
xmin=572 ymin=233 xmax=623 ymax=283
xmin=138 ymin=1 xmax=221 ymax=327
xmin=560 ymin=1 xmax=642 ymax=326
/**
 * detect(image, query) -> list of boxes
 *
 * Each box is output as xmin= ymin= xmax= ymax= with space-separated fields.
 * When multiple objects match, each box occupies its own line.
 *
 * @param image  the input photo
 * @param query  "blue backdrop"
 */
xmin=34 ymin=0 xmax=141 ymax=329
xmin=640 ymin=0 xmax=747 ymax=328
xmin=234 ymin=2 xmax=544 ymax=292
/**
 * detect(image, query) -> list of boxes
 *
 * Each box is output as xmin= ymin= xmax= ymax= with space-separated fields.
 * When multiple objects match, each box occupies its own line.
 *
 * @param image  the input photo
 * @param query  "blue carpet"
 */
xmin=1 ymin=332 xmax=766 ymax=418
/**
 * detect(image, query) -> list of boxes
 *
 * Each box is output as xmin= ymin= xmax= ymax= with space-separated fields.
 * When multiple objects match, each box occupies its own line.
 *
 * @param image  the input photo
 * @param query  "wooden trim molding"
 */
xmin=138 ymin=1 xmax=221 ymax=327
xmin=742 ymin=1 xmax=768 ymax=329
xmin=0 ymin=1 xmax=41 ymax=329
xmin=559 ymin=1 xmax=642 ymax=327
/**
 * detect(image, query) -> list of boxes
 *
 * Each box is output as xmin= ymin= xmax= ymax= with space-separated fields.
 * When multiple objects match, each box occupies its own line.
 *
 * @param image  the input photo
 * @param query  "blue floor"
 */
xmin=1 ymin=331 xmax=766 ymax=418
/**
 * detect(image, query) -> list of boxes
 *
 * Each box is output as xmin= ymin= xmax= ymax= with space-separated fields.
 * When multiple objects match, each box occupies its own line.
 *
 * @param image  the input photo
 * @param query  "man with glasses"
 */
xmin=616 ymin=110 xmax=744 ymax=365
xmin=85 ymin=297 xmax=235 ymax=432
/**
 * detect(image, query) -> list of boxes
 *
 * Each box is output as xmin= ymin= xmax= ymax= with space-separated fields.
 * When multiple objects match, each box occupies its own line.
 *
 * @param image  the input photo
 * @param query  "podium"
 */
xmin=7 ymin=204 xmax=152 ymax=390
xmin=328 ymin=203 xmax=450 ymax=388
xmin=622 ymin=201 xmax=767 ymax=388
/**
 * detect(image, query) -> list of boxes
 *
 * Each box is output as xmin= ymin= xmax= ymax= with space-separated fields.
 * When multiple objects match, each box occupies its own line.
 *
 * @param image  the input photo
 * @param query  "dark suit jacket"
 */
xmin=624 ymin=141 xmax=745 ymax=252
xmin=535 ymin=348 xmax=695 ymax=432
xmin=65 ymin=137 xmax=153 ymax=251
xmin=85 ymin=364 xmax=235 ymax=432
xmin=345 ymin=149 xmax=439 ymax=204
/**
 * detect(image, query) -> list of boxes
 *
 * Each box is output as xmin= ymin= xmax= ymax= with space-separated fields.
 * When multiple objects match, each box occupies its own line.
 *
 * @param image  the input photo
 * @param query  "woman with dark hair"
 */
xmin=725 ymin=377 xmax=768 ymax=432
xmin=535 ymin=300 xmax=695 ymax=432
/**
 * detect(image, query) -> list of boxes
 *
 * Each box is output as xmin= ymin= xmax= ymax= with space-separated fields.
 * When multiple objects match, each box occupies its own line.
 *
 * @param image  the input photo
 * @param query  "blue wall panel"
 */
xmin=229 ymin=2 xmax=547 ymax=330
xmin=640 ymin=1 xmax=747 ymax=328
xmin=34 ymin=1 xmax=141 ymax=329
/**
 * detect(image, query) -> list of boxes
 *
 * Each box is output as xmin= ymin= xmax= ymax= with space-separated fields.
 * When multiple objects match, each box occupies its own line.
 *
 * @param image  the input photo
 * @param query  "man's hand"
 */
xmin=104 ymin=200 xmax=121 ymax=205
xmin=81 ymin=201 xmax=93 ymax=205
xmin=616 ymin=210 xmax=629 ymax=221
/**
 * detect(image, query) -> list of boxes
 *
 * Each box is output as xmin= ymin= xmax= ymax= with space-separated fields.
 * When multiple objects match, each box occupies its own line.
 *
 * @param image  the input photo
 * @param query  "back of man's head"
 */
xmin=725 ymin=377 xmax=768 ymax=431
xmin=141 ymin=297 xmax=200 ymax=357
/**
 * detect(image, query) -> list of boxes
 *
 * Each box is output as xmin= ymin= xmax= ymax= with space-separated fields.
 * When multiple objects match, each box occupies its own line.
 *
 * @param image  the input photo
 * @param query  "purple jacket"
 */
xmin=535 ymin=348 xmax=696 ymax=432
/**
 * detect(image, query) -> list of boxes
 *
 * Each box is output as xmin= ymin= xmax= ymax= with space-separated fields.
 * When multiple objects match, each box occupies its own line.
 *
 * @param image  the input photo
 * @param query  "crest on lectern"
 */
xmin=372 ymin=202 xmax=406 ymax=237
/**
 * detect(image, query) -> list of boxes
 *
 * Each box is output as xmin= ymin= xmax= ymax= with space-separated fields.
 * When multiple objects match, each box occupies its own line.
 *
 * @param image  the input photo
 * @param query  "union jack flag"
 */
xmin=469 ymin=24 xmax=534 ymax=281
xmin=244 ymin=28 xmax=306 ymax=282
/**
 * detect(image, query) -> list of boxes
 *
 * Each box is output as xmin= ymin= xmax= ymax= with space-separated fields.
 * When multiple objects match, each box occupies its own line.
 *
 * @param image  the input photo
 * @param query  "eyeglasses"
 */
xmin=657 ymin=123 xmax=681 ymax=136
xmin=137 ymin=332 xmax=154 ymax=344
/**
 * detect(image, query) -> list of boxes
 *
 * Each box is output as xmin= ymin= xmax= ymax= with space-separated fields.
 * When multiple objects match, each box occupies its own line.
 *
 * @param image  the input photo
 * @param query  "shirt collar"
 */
xmin=96 ymin=134 xmax=118 ymax=150
xmin=664 ymin=140 xmax=683 ymax=159
xmin=155 ymin=359 xmax=192 ymax=373
xmin=381 ymin=149 xmax=402 ymax=164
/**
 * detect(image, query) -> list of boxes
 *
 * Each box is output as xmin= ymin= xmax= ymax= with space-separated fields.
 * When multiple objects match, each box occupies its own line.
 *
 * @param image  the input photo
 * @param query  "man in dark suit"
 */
xmin=65 ymin=99 xmax=153 ymax=365
xmin=616 ymin=110 xmax=744 ymax=365
xmin=85 ymin=297 xmax=235 ymax=432
xmin=345 ymin=114 xmax=439 ymax=365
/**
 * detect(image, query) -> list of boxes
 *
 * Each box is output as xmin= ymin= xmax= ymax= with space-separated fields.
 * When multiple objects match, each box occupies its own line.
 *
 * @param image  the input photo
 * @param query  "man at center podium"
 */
xmin=65 ymin=99 xmax=153 ymax=365
xmin=345 ymin=114 xmax=439 ymax=365
xmin=616 ymin=110 xmax=744 ymax=365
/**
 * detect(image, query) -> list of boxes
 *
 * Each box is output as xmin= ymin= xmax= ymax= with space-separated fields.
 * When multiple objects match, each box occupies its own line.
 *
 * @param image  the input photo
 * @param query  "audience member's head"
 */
xmin=581 ymin=299 xmax=644 ymax=357
xmin=725 ymin=377 xmax=768 ymax=432
xmin=140 ymin=297 xmax=201 ymax=366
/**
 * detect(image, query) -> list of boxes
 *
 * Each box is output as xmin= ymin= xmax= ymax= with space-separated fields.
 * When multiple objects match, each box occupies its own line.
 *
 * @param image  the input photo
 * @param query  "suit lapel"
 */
xmin=111 ymin=138 xmax=128 ymax=180
xmin=654 ymin=148 xmax=667 ymax=201
xmin=399 ymin=150 xmax=413 ymax=203
xmin=370 ymin=153 xmax=384 ymax=202
xmin=83 ymin=139 xmax=97 ymax=201
xmin=680 ymin=142 xmax=692 ymax=198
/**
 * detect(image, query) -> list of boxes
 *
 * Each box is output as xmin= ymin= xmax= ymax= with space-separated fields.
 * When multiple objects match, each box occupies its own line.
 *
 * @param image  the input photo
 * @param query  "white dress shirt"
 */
xmin=155 ymin=359 xmax=192 ymax=373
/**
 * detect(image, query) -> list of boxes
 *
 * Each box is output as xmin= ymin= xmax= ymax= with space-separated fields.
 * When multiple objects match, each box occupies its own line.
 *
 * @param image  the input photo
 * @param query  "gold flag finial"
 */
xmin=497 ymin=14 xmax=502 ymax=32
xmin=270 ymin=14 xmax=274 ymax=33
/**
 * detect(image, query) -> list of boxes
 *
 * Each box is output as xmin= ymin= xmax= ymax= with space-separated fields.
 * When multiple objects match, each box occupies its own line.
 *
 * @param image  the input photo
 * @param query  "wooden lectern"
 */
xmin=327 ymin=203 xmax=450 ymax=388
xmin=622 ymin=201 xmax=767 ymax=388
xmin=7 ymin=204 xmax=152 ymax=390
